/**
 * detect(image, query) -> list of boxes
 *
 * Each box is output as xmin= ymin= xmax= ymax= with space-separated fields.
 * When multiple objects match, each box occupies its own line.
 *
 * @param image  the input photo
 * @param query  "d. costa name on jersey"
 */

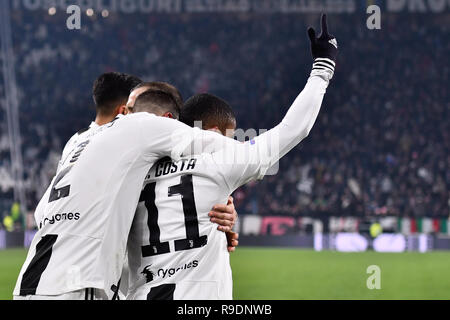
xmin=145 ymin=157 xmax=197 ymax=180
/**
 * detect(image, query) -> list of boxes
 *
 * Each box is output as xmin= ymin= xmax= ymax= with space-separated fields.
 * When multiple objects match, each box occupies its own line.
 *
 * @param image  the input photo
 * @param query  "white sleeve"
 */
xmin=213 ymin=73 xmax=330 ymax=191
xmin=138 ymin=114 xmax=238 ymax=161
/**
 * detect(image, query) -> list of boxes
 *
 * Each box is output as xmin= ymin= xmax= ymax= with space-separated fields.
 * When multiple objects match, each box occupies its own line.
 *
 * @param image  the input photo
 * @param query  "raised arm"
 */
xmin=216 ymin=14 xmax=339 ymax=191
xmin=263 ymin=13 xmax=338 ymax=162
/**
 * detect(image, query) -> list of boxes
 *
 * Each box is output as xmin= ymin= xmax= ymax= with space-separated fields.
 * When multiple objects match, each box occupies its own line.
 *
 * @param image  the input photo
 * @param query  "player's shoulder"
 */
xmin=124 ymin=112 xmax=183 ymax=126
xmin=76 ymin=126 xmax=90 ymax=135
xmin=123 ymin=112 xmax=157 ymax=122
xmin=67 ymin=128 xmax=85 ymax=143
xmin=117 ymin=112 xmax=159 ymax=130
xmin=68 ymin=122 xmax=99 ymax=141
xmin=63 ymin=129 xmax=85 ymax=151
xmin=67 ymin=122 xmax=95 ymax=141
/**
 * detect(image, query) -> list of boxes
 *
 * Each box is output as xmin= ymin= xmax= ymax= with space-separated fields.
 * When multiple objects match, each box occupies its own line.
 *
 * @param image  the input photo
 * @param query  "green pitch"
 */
xmin=0 ymin=249 xmax=27 ymax=300
xmin=1 ymin=247 xmax=449 ymax=300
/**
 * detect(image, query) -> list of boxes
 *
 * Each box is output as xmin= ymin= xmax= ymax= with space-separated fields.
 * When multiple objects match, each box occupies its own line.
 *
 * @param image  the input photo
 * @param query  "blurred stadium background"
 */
xmin=0 ymin=0 xmax=449 ymax=299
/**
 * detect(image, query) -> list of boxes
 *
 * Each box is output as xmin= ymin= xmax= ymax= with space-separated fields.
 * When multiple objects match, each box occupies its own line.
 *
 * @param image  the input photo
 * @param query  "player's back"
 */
xmin=34 ymin=122 xmax=100 ymax=226
xmin=14 ymin=112 xmax=197 ymax=298
xmin=127 ymin=154 xmax=233 ymax=300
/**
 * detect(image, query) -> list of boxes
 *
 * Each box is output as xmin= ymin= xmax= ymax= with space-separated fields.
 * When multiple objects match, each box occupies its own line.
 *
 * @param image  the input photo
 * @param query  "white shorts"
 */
xmin=13 ymin=288 xmax=109 ymax=300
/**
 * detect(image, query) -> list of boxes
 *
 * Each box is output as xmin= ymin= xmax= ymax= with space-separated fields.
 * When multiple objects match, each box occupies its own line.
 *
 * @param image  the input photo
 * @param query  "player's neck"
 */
xmin=94 ymin=114 xmax=118 ymax=126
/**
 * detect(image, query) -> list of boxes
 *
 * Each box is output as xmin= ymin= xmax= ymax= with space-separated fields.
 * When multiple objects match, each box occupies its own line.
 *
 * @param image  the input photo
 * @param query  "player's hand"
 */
xmin=208 ymin=196 xmax=237 ymax=233
xmin=226 ymin=231 xmax=239 ymax=253
xmin=307 ymin=13 xmax=338 ymax=63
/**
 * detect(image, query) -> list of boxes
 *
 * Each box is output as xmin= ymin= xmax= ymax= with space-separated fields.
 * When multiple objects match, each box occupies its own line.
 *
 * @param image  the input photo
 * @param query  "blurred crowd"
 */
xmin=0 ymin=10 xmax=448 ymax=228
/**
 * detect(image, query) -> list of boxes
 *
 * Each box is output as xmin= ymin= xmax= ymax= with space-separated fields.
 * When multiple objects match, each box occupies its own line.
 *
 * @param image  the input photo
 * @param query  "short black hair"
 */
xmin=133 ymin=81 xmax=183 ymax=110
xmin=133 ymin=90 xmax=180 ymax=118
xmin=93 ymin=72 xmax=142 ymax=115
xmin=180 ymin=93 xmax=236 ymax=134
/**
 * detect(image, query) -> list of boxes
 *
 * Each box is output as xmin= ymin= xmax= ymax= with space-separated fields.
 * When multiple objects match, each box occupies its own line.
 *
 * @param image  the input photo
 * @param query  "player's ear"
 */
xmin=117 ymin=105 xmax=127 ymax=115
xmin=162 ymin=112 xmax=174 ymax=119
xmin=124 ymin=106 xmax=132 ymax=115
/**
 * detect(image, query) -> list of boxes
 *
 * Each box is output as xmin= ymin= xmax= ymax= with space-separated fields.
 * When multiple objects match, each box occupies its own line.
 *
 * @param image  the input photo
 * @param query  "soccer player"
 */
xmin=125 ymin=14 xmax=338 ymax=300
xmin=14 ymin=81 xmax=241 ymax=300
xmin=33 ymin=72 xmax=141 ymax=226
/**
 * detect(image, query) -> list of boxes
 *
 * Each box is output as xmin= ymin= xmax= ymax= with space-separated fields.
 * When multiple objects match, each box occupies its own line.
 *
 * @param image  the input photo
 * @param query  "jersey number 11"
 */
xmin=140 ymin=174 xmax=207 ymax=257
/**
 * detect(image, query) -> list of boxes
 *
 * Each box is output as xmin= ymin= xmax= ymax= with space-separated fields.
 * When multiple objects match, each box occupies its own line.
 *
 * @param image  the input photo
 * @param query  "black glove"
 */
xmin=307 ymin=14 xmax=338 ymax=76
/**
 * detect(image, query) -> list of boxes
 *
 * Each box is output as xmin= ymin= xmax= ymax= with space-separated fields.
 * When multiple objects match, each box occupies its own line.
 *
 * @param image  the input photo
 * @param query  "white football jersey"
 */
xmin=14 ymin=112 xmax=232 ymax=299
xmin=34 ymin=122 xmax=100 ymax=225
xmin=126 ymin=74 xmax=331 ymax=300
xmin=58 ymin=122 xmax=100 ymax=173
